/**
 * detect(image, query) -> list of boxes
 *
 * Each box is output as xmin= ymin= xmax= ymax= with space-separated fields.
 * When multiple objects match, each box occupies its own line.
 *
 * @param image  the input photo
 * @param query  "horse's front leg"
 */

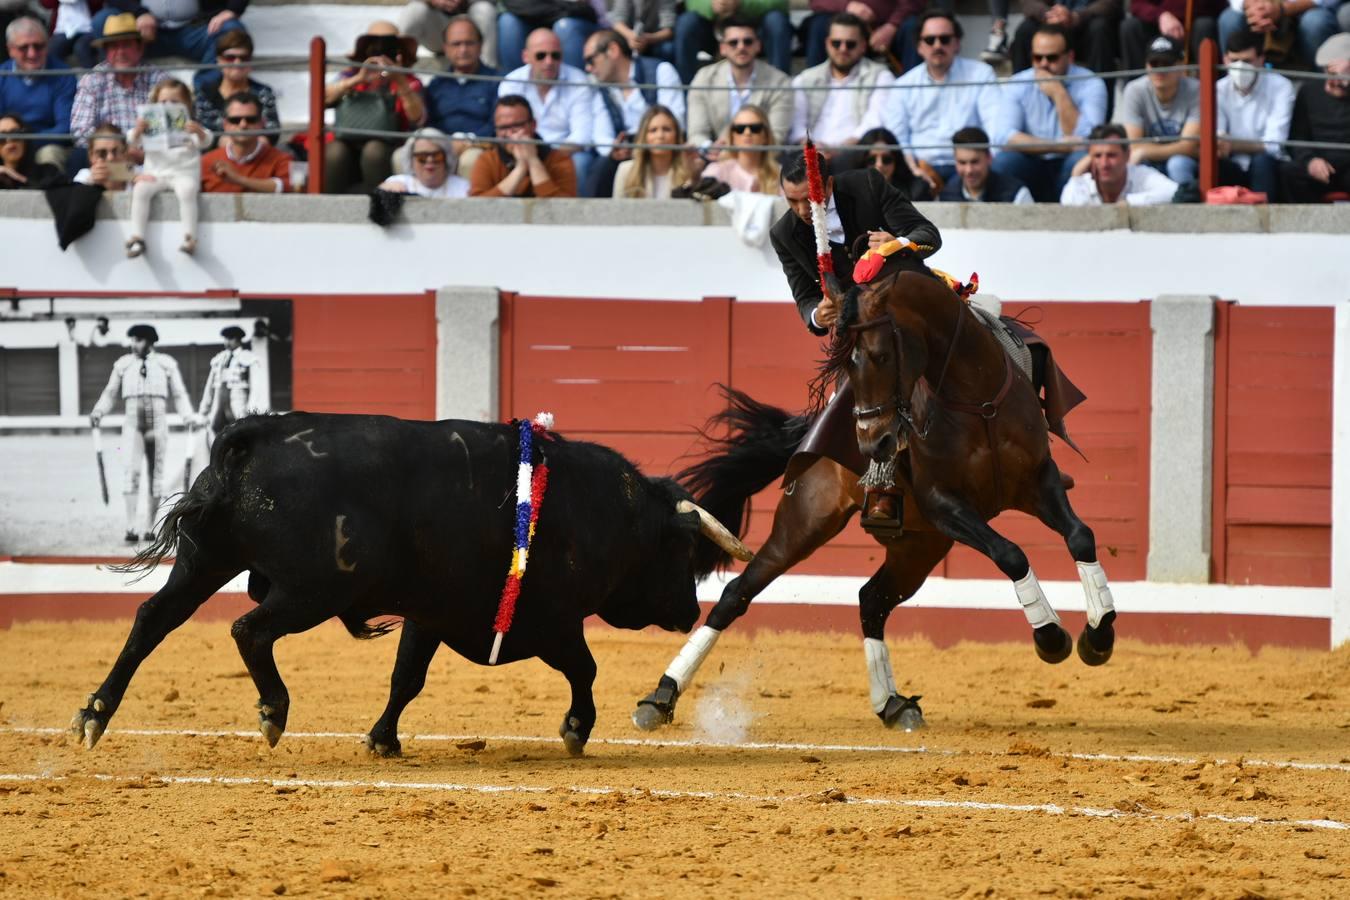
xmin=633 ymin=458 xmax=859 ymax=731
xmin=917 ymin=487 xmax=1073 ymax=664
xmin=859 ymin=530 xmax=953 ymax=731
xmin=1029 ymin=458 xmax=1117 ymax=665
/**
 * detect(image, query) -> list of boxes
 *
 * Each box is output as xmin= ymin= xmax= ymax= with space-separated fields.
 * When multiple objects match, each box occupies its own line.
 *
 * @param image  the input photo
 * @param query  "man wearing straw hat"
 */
xmin=69 ymin=13 xmax=167 ymax=161
xmin=89 ymin=0 xmax=248 ymax=67
xmin=90 ymin=323 xmax=200 ymax=543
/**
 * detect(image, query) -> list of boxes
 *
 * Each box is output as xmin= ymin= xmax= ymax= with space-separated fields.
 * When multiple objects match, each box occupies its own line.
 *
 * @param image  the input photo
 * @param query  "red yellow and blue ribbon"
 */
xmin=490 ymin=412 xmax=553 ymax=664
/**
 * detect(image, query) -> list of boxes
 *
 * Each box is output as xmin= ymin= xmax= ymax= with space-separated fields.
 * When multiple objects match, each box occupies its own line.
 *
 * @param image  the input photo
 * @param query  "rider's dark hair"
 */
xmin=781 ymin=149 xmax=830 ymax=185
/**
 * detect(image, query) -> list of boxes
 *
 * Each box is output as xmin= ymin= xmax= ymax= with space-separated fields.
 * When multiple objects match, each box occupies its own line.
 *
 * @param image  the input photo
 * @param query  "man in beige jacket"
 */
xmin=686 ymin=18 xmax=793 ymax=151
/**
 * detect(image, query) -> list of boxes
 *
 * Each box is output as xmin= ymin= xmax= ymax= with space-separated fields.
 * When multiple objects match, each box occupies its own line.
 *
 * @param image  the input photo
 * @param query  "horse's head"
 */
xmin=811 ymin=271 xmax=930 ymax=464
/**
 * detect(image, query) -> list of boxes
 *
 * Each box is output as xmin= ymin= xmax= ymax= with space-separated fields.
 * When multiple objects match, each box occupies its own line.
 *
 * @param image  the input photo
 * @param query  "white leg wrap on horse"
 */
xmin=1076 ymin=561 xmax=1116 ymax=629
xmin=664 ymin=626 xmax=721 ymax=692
xmin=863 ymin=638 xmax=897 ymax=714
xmin=1014 ymin=569 xmax=1060 ymax=629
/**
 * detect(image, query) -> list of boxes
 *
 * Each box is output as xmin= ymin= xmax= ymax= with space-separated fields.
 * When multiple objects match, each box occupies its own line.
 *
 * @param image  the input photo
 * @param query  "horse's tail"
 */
xmin=679 ymin=385 xmax=813 ymax=574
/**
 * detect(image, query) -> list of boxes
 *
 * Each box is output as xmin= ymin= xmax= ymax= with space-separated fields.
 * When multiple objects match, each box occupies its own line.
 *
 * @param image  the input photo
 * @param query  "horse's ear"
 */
xmin=824 ymin=271 xmax=844 ymax=307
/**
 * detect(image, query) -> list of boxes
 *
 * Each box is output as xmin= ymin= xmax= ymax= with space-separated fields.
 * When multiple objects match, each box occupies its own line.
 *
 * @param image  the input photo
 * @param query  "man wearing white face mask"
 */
xmin=1215 ymin=28 xmax=1293 ymax=200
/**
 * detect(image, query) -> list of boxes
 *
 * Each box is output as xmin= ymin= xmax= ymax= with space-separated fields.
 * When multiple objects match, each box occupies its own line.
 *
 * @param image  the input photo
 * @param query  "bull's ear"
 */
xmin=673 ymin=510 xmax=700 ymax=533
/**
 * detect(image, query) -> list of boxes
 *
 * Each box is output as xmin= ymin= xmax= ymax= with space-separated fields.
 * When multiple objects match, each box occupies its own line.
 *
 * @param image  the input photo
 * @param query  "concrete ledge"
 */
xmin=2 ymin=191 xmax=1347 ymax=233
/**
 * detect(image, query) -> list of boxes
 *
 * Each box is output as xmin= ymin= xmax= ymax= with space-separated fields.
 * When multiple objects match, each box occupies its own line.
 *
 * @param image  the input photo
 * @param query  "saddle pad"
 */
xmin=969 ymin=304 xmax=1033 ymax=383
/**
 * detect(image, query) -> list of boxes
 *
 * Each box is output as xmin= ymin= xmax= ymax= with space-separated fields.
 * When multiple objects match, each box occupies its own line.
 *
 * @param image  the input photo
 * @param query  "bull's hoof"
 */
xmin=1033 ymin=623 xmax=1073 ymax=665
xmin=1076 ymin=611 xmax=1117 ymax=667
xmin=632 ymin=675 xmax=679 ymax=731
xmin=559 ymin=716 xmax=587 ymax=758
xmin=879 ymin=694 xmax=925 ymax=732
xmin=365 ymin=733 xmax=402 ymax=758
xmin=70 ymin=693 xmax=108 ymax=750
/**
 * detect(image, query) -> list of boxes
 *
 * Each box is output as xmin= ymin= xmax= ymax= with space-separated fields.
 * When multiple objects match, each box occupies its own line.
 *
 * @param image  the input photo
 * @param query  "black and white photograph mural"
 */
xmin=0 ymin=298 xmax=292 ymax=556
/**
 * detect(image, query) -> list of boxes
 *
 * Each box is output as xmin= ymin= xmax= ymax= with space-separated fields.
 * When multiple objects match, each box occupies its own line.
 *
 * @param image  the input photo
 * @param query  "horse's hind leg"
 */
xmin=366 ymin=619 xmax=442 ymax=757
xmin=1030 ymin=458 xmax=1117 ymax=666
xmin=859 ymin=531 xmax=952 ymax=731
xmin=633 ymin=458 xmax=858 ymax=730
xmin=71 ymin=558 xmax=238 ymax=749
xmin=918 ymin=488 xmax=1073 ymax=664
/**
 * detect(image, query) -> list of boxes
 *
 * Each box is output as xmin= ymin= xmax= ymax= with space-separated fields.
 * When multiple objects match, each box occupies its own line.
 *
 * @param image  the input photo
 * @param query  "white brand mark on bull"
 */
xmin=285 ymin=429 xmax=328 ymax=459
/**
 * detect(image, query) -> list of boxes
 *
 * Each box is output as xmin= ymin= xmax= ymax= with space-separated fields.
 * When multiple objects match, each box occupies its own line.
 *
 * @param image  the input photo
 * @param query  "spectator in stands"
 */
xmin=194 ymin=30 xmax=279 ymax=145
xmin=884 ymin=10 xmax=999 ymax=191
xmin=856 ymin=126 xmax=933 ymax=200
xmin=324 ymin=23 xmax=426 ymax=194
xmin=799 ymin=0 xmax=925 ymax=71
xmin=685 ymin=19 xmax=792 ymax=152
xmin=610 ymin=0 xmax=676 ymax=64
xmin=583 ymin=28 xmax=683 ymax=197
xmin=89 ymin=315 xmax=113 ymax=346
xmin=1 ymin=17 xmax=77 ymax=172
xmin=1011 ymin=0 xmax=1121 ymax=76
xmin=1119 ymin=36 xmax=1201 ymax=185
xmin=40 ymin=0 xmax=101 ymax=69
xmin=991 ymin=24 xmax=1107 ymax=201
xmin=0 ymin=114 xmax=64 ymax=189
xmin=1280 ymin=33 xmax=1350 ymax=202
xmin=1061 ymin=122 xmax=1178 ymax=203
xmin=1218 ymin=0 xmax=1340 ymax=70
xmin=399 ymin=0 xmax=499 ymax=68
xmin=380 ymin=127 xmax=471 ymax=196
xmin=70 ymin=14 xmax=167 ymax=163
xmin=612 ymin=103 xmax=692 ymax=197
xmin=469 ymin=94 xmax=577 ymax=196
xmin=497 ymin=0 xmax=598 ymax=73
xmin=1215 ymin=27 xmax=1292 ymax=199
xmin=89 ymin=0 xmax=247 ymax=69
xmin=500 ymin=28 xmax=594 ymax=191
xmin=983 ymin=0 xmax=1012 ymax=64
xmin=700 ymin=103 xmax=780 ymax=193
xmin=1121 ymin=0 xmax=1223 ymax=73
xmin=940 ymin=126 xmax=1034 ymax=202
xmin=426 ymin=15 xmax=500 ymax=148
xmin=675 ymin=0 xmax=791 ymax=84
xmin=74 ymin=121 xmax=134 ymax=189
xmin=201 ymin=92 xmax=289 ymax=192
xmin=787 ymin=14 xmax=891 ymax=147
xmin=126 ymin=78 xmax=208 ymax=257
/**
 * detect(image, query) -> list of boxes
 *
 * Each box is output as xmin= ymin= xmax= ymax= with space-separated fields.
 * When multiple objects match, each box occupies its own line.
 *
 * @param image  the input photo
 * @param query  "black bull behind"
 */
xmin=70 ymin=413 xmax=749 ymax=756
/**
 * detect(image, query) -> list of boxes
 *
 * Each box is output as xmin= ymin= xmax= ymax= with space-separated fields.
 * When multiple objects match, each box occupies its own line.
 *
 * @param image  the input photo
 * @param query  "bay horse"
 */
xmin=633 ymin=258 xmax=1117 ymax=733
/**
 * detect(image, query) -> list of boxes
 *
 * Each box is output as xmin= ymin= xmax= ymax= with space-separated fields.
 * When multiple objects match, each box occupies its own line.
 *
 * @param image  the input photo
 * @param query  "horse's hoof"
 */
xmin=879 ymin=694 xmax=925 ymax=732
xmin=1034 ymin=623 xmax=1073 ymax=664
xmin=559 ymin=716 xmax=587 ymax=757
xmin=1077 ymin=611 xmax=1117 ymax=667
xmin=365 ymin=733 xmax=402 ymax=758
xmin=632 ymin=676 xmax=679 ymax=731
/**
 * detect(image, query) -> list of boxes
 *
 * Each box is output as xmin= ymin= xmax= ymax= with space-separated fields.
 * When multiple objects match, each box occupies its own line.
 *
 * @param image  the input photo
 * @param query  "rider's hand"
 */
xmin=814 ymin=296 xmax=838 ymax=329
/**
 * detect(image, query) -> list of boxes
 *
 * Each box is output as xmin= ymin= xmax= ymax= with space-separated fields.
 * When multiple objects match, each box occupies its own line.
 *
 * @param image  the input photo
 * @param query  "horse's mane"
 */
xmin=806 ymin=254 xmax=938 ymax=414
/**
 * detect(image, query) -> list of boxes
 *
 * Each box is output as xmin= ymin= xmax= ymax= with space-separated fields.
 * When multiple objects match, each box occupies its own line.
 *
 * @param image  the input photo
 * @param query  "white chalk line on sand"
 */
xmin=4 ymin=725 xmax=1349 ymax=775
xmin=0 ymin=769 xmax=1344 ymax=832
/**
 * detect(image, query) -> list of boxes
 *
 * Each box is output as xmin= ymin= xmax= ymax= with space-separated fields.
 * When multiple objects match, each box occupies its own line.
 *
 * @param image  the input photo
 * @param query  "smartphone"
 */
xmin=106 ymin=161 xmax=133 ymax=182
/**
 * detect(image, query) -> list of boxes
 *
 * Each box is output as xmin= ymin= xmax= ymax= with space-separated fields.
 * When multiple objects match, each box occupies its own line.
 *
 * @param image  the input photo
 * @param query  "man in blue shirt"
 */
xmin=990 ymin=23 xmax=1107 ymax=201
xmin=0 ymin=17 xmax=77 ymax=171
xmin=425 ymin=14 xmax=500 ymax=179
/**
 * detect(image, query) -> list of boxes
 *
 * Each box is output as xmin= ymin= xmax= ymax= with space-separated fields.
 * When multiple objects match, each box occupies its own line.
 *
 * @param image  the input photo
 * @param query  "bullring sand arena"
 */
xmin=2 ymin=619 xmax=1348 ymax=897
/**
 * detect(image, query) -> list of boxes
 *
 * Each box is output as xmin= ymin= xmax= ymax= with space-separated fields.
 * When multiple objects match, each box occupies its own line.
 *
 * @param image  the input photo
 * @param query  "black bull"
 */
xmin=70 ymin=413 xmax=750 ymax=756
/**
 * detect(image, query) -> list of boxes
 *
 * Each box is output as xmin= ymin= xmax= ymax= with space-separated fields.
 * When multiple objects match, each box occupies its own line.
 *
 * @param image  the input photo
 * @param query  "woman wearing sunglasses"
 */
xmin=612 ymin=105 xmax=693 ymax=198
xmin=855 ymin=127 xmax=933 ymax=201
xmin=700 ymin=104 xmax=781 ymax=194
xmin=380 ymin=128 xmax=470 ymax=197
xmin=0 ymin=115 xmax=64 ymax=190
xmin=194 ymin=31 xmax=281 ymax=146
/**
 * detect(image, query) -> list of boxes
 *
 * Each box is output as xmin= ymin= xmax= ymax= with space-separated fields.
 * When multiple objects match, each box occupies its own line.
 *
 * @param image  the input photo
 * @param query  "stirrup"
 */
xmin=860 ymin=490 xmax=904 ymax=541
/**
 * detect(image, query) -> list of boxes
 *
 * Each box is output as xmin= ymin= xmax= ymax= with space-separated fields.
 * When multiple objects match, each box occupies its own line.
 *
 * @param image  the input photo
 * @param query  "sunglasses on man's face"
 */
xmin=220 ymin=53 xmax=251 ymax=63
xmin=723 ymin=37 xmax=757 ymax=48
xmin=1032 ymin=52 xmax=1062 ymax=64
xmin=413 ymin=151 xmax=446 ymax=164
xmin=829 ymin=39 xmax=859 ymax=51
xmin=225 ymin=114 xmax=261 ymax=125
xmin=533 ymin=50 xmax=562 ymax=61
xmin=731 ymin=122 xmax=765 ymax=135
xmin=921 ymin=34 xmax=955 ymax=46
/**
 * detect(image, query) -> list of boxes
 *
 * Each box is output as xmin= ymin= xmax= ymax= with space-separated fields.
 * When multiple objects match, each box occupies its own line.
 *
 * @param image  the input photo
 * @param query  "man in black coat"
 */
xmin=771 ymin=152 xmax=942 ymax=337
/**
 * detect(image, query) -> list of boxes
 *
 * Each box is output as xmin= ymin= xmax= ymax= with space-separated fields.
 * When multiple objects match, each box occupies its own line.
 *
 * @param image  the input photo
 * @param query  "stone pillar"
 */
xmin=1332 ymin=299 xmax=1350 ymax=647
xmin=435 ymin=286 xmax=499 ymax=422
xmin=1147 ymin=295 xmax=1216 ymax=583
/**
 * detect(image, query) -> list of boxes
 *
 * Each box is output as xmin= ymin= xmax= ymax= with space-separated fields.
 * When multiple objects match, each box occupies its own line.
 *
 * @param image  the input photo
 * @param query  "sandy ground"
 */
xmin=1 ymin=620 xmax=1348 ymax=898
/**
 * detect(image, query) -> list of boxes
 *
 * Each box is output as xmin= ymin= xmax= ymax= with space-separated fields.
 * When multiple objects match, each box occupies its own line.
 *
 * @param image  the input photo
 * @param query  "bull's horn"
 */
xmin=677 ymin=500 xmax=754 ymax=562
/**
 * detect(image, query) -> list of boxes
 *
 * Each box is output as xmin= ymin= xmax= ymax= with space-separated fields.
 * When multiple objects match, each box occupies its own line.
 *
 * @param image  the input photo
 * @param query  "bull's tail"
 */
xmin=679 ymin=386 xmax=813 ymax=576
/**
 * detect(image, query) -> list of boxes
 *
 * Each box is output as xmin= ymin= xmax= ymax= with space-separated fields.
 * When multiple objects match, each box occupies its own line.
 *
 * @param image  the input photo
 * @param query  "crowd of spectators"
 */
xmin=0 ymin=0 xmax=1348 ymax=214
